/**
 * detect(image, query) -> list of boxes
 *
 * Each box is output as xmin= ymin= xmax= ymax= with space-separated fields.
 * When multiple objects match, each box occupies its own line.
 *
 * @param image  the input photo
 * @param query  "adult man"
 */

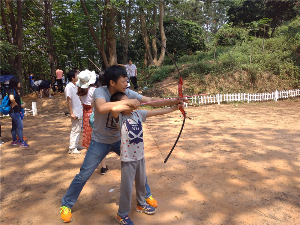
xmin=60 ymin=65 xmax=186 ymax=223
xmin=118 ymin=60 xmax=138 ymax=90
xmin=56 ymin=68 xmax=64 ymax=93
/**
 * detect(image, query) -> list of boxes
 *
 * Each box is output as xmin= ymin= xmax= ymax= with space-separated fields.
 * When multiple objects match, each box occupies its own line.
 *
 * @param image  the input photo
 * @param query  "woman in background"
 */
xmin=8 ymin=77 xmax=29 ymax=147
xmin=77 ymin=70 xmax=108 ymax=175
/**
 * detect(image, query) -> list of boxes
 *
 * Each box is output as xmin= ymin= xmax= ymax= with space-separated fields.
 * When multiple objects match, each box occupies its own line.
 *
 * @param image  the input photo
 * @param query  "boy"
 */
xmin=111 ymin=92 xmax=182 ymax=225
xmin=60 ymin=66 xmax=186 ymax=222
xmin=65 ymin=70 xmax=84 ymax=154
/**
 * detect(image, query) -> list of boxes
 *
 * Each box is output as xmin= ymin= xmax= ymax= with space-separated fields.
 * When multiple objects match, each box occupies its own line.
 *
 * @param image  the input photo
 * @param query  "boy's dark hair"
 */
xmin=67 ymin=70 xmax=77 ymax=82
xmin=101 ymin=65 xmax=127 ymax=87
xmin=110 ymin=92 xmax=126 ymax=102
xmin=9 ymin=77 xmax=20 ymax=92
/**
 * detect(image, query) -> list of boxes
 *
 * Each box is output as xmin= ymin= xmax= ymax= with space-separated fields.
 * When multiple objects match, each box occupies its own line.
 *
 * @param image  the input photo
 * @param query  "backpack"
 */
xmin=0 ymin=90 xmax=15 ymax=115
xmin=89 ymin=110 xmax=94 ymax=128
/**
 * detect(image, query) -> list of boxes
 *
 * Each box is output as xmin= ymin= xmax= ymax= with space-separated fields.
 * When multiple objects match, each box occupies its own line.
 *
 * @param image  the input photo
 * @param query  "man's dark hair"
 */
xmin=110 ymin=92 xmax=126 ymax=102
xmin=101 ymin=65 xmax=127 ymax=87
xmin=67 ymin=70 xmax=77 ymax=82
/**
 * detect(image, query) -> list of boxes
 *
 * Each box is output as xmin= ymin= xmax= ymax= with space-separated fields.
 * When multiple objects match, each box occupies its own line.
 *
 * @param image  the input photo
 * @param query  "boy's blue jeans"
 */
xmin=10 ymin=112 xmax=23 ymax=142
xmin=62 ymin=140 xmax=152 ymax=208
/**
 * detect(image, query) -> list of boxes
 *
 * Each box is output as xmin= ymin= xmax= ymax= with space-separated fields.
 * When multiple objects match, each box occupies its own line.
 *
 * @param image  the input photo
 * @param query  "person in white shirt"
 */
xmin=65 ymin=70 xmax=84 ymax=154
xmin=118 ymin=60 xmax=139 ymax=90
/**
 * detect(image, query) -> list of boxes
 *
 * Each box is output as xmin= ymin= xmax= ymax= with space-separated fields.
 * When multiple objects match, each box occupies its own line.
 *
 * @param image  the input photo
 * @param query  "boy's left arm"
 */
xmin=140 ymin=96 xmax=188 ymax=107
xmin=146 ymin=103 xmax=183 ymax=118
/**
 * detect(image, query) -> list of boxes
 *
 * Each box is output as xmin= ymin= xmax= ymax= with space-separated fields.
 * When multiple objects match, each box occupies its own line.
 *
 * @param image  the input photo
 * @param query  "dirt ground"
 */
xmin=1 ymin=93 xmax=300 ymax=225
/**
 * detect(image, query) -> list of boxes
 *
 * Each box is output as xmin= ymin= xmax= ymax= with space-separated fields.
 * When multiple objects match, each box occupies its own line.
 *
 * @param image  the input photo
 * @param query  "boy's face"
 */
xmin=111 ymin=76 xmax=127 ymax=93
xmin=128 ymin=60 xmax=132 ymax=65
xmin=120 ymin=95 xmax=132 ymax=115
xmin=72 ymin=73 xmax=79 ymax=83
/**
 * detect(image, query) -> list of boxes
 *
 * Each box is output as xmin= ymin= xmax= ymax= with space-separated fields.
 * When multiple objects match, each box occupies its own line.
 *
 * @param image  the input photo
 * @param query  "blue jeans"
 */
xmin=10 ymin=112 xmax=23 ymax=142
xmin=61 ymin=140 xmax=152 ymax=208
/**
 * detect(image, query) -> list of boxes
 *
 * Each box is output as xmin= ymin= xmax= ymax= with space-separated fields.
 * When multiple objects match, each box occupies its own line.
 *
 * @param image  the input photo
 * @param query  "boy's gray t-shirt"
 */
xmin=116 ymin=110 xmax=147 ymax=162
xmin=91 ymin=86 xmax=143 ymax=144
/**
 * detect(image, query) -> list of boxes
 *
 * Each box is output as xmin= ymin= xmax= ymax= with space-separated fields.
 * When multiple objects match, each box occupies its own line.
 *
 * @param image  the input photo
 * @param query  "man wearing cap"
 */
xmin=65 ymin=70 xmax=84 ymax=154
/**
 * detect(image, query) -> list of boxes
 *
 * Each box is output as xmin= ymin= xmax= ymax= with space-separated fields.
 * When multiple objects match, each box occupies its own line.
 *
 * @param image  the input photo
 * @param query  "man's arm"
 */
xmin=66 ymin=96 xmax=76 ymax=119
xmin=94 ymin=98 xmax=140 ymax=115
xmin=140 ymin=96 xmax=187 ymax=107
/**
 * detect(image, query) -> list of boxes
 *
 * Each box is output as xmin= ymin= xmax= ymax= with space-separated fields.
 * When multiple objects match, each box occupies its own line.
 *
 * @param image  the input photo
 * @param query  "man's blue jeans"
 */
xmin=62 ymin=140 xmax=152 ymax=208
xmin=10 ymin=112 xmax=23 ymax=142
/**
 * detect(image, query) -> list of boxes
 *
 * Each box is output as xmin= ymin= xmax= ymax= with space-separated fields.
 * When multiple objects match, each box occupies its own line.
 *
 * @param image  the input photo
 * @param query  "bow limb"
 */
xmin=150 ymin=31 xmax=186 ymax=163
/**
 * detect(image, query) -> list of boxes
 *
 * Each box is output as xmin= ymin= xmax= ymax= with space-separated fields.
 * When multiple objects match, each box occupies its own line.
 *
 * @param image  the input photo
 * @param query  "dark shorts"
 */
xmin=40 ymin=80 xmax=51 ymax=89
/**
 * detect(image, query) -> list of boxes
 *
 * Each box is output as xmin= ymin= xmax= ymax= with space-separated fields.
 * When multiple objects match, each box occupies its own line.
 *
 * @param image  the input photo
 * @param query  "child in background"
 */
xmin=65 ymin=70 xmax=84 ymax=154
xmin=111 ymin=92 xmax=183 ymax=225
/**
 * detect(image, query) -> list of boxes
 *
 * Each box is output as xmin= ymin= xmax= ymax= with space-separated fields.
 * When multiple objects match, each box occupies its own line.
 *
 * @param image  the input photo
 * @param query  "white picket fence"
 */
xmin=188 ymin=89 xmax=300 ymax=105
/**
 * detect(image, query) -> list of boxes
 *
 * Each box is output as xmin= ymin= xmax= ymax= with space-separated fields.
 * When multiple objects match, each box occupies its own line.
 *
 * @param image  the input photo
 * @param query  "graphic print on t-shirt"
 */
xmin=125 ymin=119 xmax=143 ymax=144
xmin=105 ymin=112 xmax=118 ymax=131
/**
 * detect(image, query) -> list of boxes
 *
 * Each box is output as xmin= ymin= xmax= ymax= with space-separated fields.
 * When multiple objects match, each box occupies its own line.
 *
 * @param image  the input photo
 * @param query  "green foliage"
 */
xmin=215 ymin=24 xmax=249 ymax=46
xmin=140 ymin=16 xmax=300 ymax=93
xmin=0 ymin=41 xmax=18 ymax=75
xmin=163 ymin=17 xmax=205 ymax=56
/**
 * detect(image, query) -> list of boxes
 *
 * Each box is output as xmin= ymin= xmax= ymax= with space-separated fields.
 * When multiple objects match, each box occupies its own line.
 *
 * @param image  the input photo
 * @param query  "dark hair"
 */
xmin=9 ymin=77 xmax=20 ymax=92
xmin=77 ymin=87 xmax=89 ymax=96
xmin=110 ymin=92 xmax=126 ymax=102
xmin=67 ymin=70 xmax=77 ymax=82
xmin=101 ymin=65 xmax=127 ymax=87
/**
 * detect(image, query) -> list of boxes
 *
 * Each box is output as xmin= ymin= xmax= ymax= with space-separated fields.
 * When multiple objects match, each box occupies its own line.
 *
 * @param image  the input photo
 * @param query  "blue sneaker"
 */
xmin=11 ymin=140 xmax=20 ymax=146
xmin=19 ymin=140 xmax=29 ymax=147
xmin=136 ymin=204 xmax=155 ymax=215
xmin=116 ymin=214 xmax=134 ymax=225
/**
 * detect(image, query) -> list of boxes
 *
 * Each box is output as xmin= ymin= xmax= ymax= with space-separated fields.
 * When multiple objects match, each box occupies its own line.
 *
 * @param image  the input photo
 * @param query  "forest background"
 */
xmin=1 ymin=0 xmax=300 ymax=96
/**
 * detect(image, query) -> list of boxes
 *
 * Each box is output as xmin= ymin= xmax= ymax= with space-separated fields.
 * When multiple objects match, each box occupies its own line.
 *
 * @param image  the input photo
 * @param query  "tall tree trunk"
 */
xmin=16 ymin=0 xmax=24 ymax=95
xmin=44 ymin=0 xmax=55 ymax=77
xmin=1 ymin=0 xmax=11 ymax=43
xmin=6 ymin=0 xmax=17 ymax=45
xmin=140 ymin=13 xmax=154 ymax=66
xmin=155 ymin=0 xmax=166 ymax=66
xmin=122 ymin=0 xmax=132 ymax=64
xmin=151 ymin=5 xmax=157 ymax=63
xmin=80 ymin=0 xmax=109 ymax=68
xmin=105 ymin=0 xmax=117 ymax=66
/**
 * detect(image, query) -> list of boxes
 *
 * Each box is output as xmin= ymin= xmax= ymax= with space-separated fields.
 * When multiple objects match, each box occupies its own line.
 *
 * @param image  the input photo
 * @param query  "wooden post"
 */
xmin=32 ymin=102 xmax=37 ymax=116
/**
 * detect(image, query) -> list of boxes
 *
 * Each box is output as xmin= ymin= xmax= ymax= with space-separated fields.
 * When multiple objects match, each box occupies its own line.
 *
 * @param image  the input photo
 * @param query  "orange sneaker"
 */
xmin=60 ymin=206 xmax=72 ymax=223
xmin=146 ymin=195 xmax=158 ymax=208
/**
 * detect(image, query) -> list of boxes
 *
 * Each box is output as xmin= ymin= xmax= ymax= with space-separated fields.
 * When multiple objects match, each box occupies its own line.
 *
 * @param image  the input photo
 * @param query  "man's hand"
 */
xmin=70 ymin=113 xmax=77 ymax=120
xmin=126 ymin=99 xmax=140 ymax=110
xmin=171 ymin=98 xmax=188 ymax=105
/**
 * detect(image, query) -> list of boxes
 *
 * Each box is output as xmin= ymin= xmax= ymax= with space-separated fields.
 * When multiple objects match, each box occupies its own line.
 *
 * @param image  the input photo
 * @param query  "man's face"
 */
xmin=111 ymin=76 xmax=128 ymax=93
xmin=73 ymin=73 xmax=79 ymax=83
xmin=128 ymin=60 xmax=132 ymax=65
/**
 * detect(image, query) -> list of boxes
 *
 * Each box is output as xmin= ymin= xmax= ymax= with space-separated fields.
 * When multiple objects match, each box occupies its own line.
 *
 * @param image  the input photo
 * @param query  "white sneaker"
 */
xmin=76 ymin=146 xmax=85 ymax=150
xmin=69 ymin=148 xmax=81 ymax=154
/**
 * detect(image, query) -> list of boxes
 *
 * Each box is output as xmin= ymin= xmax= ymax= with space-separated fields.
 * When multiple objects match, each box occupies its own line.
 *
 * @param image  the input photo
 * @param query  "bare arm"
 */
xmin=66 ymin=96 xmax=76 ymax=119
xmin=140 ymin=96 xmax=188 ymax=107
xmin=146 ymin=103 xmax=183 ymax=118
xmin=9 ymin=93 xmax=17 ymax=108
xmin=94 ymin=98 xmax=140 ymax=115
xmin=110 ymin=100 xmax=139 ymax=119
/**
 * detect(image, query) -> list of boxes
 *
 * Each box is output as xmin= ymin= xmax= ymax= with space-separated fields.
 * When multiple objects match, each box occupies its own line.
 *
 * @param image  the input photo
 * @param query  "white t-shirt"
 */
xmin=116 ymin=110 xmax=147 ymax=162
xmin=80 ymin=86 xmax=96 ymax=105
xmin=65 ymin=82 xmax=83 ymax=118
xmin=125 ymin=64 xmax=137 ymax=77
